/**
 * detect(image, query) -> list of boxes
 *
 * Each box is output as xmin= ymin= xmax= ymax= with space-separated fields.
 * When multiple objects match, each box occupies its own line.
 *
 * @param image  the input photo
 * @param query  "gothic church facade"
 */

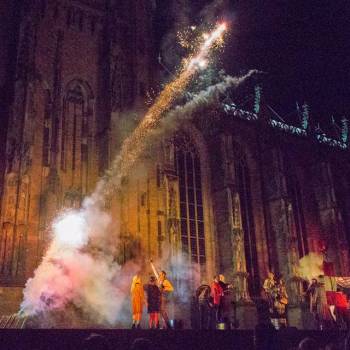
xmin=0 ymin=0 xmax=350 ymax=320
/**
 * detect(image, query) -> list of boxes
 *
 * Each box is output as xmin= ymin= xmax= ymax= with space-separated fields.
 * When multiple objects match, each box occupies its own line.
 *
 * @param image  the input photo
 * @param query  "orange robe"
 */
xmin=131 ymin=283 xmax=145 ymax=315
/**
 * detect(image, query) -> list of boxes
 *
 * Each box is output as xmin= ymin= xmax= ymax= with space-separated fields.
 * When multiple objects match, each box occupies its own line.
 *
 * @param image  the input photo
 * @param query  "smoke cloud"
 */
xmin=20 ymin=200 xmax=140 ymax=326
xmin=154 ymin=69 xmax=261 ymax=138
xmin=296 ymin=252 xmax=324 ymax=281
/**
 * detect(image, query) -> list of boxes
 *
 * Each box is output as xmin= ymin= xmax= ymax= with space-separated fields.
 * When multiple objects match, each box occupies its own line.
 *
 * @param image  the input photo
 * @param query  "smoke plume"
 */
xmin=296 ymin=252 xmax=324 ymax=281
xmin=154 ymin=69 xmax=261 ymax=137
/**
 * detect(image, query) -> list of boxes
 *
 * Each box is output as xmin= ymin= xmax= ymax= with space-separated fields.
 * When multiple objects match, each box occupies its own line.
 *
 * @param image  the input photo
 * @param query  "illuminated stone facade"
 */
xmin=1 ymin=0 xmax=350 ymax=322
xmin=0 ymin=0 xmax=156 ymax=307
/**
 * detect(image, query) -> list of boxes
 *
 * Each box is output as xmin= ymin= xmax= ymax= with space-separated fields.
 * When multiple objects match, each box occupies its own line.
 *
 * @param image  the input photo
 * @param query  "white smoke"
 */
xmin=156 ymin=70 xmax=260 ymax=136
xmin=20 ymin=197 xmax=140 ymax=326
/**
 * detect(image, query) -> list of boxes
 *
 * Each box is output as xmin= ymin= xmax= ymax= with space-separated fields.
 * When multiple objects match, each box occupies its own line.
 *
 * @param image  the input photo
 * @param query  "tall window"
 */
xmin=61 ymin=84 xmax=84 ymax=171
xmin=286 ymin=171 xmax=308 ymax=257
xmin=233 ymin=145 xmax=259 ymax=294
xmin=175 ymin=136 xmax=205 ymax=265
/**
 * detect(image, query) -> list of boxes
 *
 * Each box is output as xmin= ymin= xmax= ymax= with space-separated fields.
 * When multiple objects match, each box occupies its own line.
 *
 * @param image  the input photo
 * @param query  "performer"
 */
xmin=158 ymin=270 xmax=174 ymax=329
xmin=150 ymin=260 xmax=174 ymax=329
xmin=130 ymin=274 xmax=145 ymax=329
xmin=195 ymin=282 xmax=212 ymax=330
xmin=306 ymin=278 xmax=318 ymax=313
xmin=273 ymin=277 xmax=288 ymax=328
xmin=218 ymin=274 xmax=233 ymax=326
xmin=218 ymin=274 xmax=231 ymax=291
xmin=211 ymin=275 xmax=224 ymax=324
xmin=314 ymin=276 xmax=333 ymax=330
xmin=334 ymin=287 xmax=350 ymax=329
xmin=263 ymin=272 xmax=276 ymax=314
xmin=144 ymin=276 xmax=161 ymax=329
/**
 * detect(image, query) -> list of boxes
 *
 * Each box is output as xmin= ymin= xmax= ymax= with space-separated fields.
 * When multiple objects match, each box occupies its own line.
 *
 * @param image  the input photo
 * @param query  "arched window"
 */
xmin=175 ymin=134 xmax=205 ymax=265
xmin=61 ymin=82 xmax=90 ymax=195
xmin=61 ymin=84 xmax=84 ymax=171
xmin=111 ymin=51 xmax=134 ymax=111
xmin=233 ymin=144 xmax=259 ymax=295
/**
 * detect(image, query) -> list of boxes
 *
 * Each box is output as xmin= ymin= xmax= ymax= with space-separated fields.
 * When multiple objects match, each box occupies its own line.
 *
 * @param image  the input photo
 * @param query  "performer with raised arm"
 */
xmin=150 ymin=259 xmax=174 ymax=329
xmin=263 ymin=271 xmax=276 ymax=314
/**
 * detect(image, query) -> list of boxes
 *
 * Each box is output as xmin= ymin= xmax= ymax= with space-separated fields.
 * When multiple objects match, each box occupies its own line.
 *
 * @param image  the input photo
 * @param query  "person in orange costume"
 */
xmin=131 ymin=274 xmax=145 ymax=329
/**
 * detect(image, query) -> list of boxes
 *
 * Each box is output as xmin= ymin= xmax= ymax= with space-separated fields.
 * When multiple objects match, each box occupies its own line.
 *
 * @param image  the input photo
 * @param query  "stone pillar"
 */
xmin=260 ymin=147 xmax=297 ymax=279
xmin=211 ymin=134 xmax=257 ymax=328
xmin=312 ymin=162 xmax=350 ymax=275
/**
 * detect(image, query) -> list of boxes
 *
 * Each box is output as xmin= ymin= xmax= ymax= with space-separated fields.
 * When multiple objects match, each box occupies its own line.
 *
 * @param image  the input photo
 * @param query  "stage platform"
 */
xmin=0 ymin=328 xmax=347 ymax=350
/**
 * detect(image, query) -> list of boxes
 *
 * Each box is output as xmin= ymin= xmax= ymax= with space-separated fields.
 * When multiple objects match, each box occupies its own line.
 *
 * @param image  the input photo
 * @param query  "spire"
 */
xmin=301 ymin=102 xmax=309 ymax=130
xmin=254 ymin=85 xmax=262 ymax=114
xmin=341 ymin=116 xmax=348 ymax=143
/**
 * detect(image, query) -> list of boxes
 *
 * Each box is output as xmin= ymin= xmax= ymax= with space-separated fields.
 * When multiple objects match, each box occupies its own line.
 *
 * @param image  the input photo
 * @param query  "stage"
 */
xmin=0 ymin=328 xmax=347 ymax=350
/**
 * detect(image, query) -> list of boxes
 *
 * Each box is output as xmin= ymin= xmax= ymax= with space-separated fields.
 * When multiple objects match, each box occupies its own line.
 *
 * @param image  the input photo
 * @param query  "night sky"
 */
xmin=155 ymin=1 xmax=350 ymax=127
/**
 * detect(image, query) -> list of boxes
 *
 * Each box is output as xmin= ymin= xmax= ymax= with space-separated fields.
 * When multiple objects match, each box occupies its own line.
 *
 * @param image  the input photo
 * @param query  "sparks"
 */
xmin=103 ymin=22 xmax=228 ymax=196
xmin=187 ymin=22 xmax=227 ymax=71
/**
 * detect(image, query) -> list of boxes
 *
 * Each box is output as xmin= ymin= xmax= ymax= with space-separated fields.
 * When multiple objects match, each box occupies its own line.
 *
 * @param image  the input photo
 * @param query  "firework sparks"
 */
xmin=187 ymin=22 xmax=226 ymax=71
xmin=106 ymin=22 xmax=227 ymax=193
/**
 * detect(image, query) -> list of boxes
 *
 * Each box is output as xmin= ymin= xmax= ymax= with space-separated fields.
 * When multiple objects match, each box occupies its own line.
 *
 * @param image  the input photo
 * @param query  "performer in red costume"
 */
xmin=211 ymin=275 xmax=224 ymax=324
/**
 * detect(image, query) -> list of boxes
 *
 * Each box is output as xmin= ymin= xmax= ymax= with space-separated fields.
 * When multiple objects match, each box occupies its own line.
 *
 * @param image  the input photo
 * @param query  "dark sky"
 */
xmin=156 ymin=0 xmax=350 ymax=126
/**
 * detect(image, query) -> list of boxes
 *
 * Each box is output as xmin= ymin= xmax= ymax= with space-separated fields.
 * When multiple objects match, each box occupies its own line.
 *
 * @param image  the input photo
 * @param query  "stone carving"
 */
xmin=164 ymin=175 xmax=180 ymax=261
xmin=64 ymin=188 xmax=81 ymax=208
xmin=228 ymin=189 xmax=250 ymax=301
xmin=229 ymin=191 xmax=246 ymax=274
xmin=232 ymin=229 xmax=245 ymax=274
xmin=163 ymin=140 xmax=175 ymax=169
xmin=168 ymin=183 xmax=177 ymax=220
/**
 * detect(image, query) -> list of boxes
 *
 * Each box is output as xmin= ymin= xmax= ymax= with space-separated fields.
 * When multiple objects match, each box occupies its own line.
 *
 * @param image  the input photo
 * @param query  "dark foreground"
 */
xmin=0 ymin=328 xmax=347 ymax=350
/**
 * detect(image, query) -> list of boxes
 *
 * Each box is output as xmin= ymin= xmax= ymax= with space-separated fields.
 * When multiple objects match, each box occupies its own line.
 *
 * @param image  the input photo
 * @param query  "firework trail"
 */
xmin=99 ymin=23 xmax=227 ymax=198
xmin=152 ymin=70 xmax=261 ymax=137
